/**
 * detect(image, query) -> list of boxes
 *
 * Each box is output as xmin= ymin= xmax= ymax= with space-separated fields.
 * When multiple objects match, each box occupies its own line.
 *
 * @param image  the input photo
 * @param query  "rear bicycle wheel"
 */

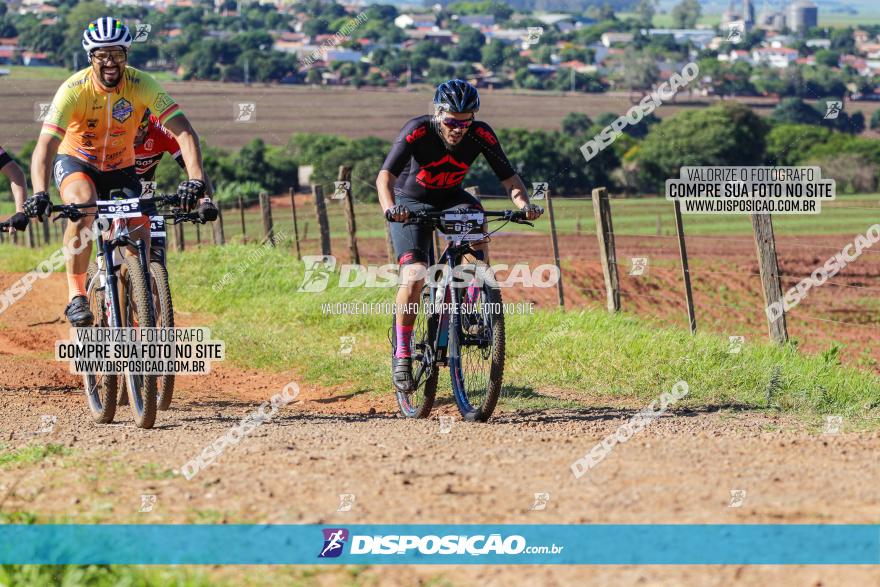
xmin=150 ymin=261 xmax=175 ymax=410
xmin=449 ymin=279 xmax=504 ymax=422
xmin=83 ymin=261 xmax=118 ymax=424
xmin=392 ymin=286 xmax=438 ymax=419
xmin=120 ymin=255 xmax=158 ymax=429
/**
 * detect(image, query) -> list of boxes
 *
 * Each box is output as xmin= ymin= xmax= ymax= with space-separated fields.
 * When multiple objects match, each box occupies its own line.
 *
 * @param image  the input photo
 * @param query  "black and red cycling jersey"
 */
xmin=134 ymin=115 xmax=184 ymax=181
xmin=381 ymin=115 xmax=516 ymax=202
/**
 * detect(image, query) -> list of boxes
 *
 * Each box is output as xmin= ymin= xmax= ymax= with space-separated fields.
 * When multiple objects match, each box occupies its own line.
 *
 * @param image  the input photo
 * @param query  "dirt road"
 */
xmin=2 ymin=274 xmax=879 ymax=585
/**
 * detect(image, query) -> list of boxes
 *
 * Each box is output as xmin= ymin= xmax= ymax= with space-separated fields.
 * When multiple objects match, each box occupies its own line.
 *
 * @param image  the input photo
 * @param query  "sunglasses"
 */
xmin=441 ymin=116 xmax=474 ymax=130
xmin=91 ymin=49 xmax=127 ymax=64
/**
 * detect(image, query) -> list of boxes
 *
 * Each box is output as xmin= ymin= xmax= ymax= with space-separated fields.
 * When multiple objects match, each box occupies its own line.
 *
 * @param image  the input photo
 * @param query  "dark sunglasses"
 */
xmin=441 ymin=115 xmax=475 ymax=130
xmin=91 ymin=49 xmax=127 ymax=64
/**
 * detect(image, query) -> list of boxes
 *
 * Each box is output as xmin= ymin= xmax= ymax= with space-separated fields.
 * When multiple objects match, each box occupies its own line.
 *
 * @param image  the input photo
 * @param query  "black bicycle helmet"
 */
xmin=433 ymin=79 xmax=480 ymax=113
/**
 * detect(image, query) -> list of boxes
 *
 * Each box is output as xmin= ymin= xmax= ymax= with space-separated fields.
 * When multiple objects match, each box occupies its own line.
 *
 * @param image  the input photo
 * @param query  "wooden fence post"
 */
xmin=259 ymin=191 xmax=274 ymax=246
xmin=42 ymin=216 xmax=50 ymax=245
xmin=338 ymin=166 xmax=359 ymax=264
xmin=673 ymin=200 xmax=696 ymax=334
xmin=213 ymin=205 xmax=225 ymax=245
xmin=195 ymin=223 xmax=201 ymax=245
xmin=174 ymin=222 xmax=185 ymax=252
xmin=237 ymin=196 xmax=247 ymax=241
xmin=26 ymin=222 xmax=35 ymax=248
xmin=313 ymin=184 xmax=332 ymax=256
xmin=591 ymin=187 xmax=620 ymax=312
xmin=11 ymin=228 xmax=18 ymax=246
xmin=545 ymin=188 xmax=565 ymax=309
xmin=289 ymin=186 xmax=301 ymax=260
xmin=751 ymin=213 xmax=789 ymax=344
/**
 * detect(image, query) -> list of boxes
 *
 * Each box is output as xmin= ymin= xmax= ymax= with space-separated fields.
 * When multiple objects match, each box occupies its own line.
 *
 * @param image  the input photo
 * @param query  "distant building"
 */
xmin=394 ymin=14 xmax=436 ymax=29
xmin=752 ymin=46 xmax=798 ymax=68
xmin=456 ymin=15 xmax=494 ymax=28
xmin=644 ymin=29 xmax=716 ymax=50
xmin=787 ymin=1 xmax=818 ymax=34
xmin=722 ymin=0 xmax=755 ymax=33
xmin=805 ymin=38 xmax=831 ymax=49
xmin=600 ymin=32 xmax=633 ymax=47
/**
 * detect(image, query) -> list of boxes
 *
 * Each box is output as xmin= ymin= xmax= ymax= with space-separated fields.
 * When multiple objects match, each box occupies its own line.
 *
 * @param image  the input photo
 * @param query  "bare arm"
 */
xmin=30 ymin=134 xmax=61 ymax=195
xmin=501 ymin=174 xmax=529 ymax=209
xmin=163 ymin=114 xmax=205 ymax=182
xmin=376 ymin=169 xmax=398 ymax=214
xmin=2 ymin=160 xmax=27 ymax=211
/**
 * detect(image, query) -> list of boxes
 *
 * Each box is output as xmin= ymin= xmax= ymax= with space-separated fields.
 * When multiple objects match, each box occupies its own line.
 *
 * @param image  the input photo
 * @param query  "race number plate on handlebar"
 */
xmin=440 ymin=210 xmax=485 ymax=242
xmin=96 ymin=198 xmax=142 ymax=219
xmin=149 ymin=215 xmax=166 ymax=237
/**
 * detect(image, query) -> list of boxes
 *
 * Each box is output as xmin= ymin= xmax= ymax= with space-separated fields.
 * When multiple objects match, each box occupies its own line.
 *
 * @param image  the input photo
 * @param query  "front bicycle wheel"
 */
xmin=150 ymin=261 xmax=175 ymax=410
xmin=120 ymin=255 xmax=158 ymax=429
xmin=449 ymin=279 xmax=504 ymax=422
xmin=392 ymin=286 xmax=438 ymax=419
xmin=83 ymin=261 xmax=118 ymax=424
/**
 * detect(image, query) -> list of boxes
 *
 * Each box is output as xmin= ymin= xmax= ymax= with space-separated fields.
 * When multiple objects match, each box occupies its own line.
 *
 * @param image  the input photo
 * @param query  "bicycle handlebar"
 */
xmin=385 ymin=208 xmax=532 ymax=226
xmin=49 ymin=193 xmax=215 ymax=224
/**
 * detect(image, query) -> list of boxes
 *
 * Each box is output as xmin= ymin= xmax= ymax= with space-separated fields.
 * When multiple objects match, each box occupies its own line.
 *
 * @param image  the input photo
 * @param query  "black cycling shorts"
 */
xmin=52 ymin=155 xmax=141 ymax=199
xmin=390 ymin=189 xmax=483 ymax=264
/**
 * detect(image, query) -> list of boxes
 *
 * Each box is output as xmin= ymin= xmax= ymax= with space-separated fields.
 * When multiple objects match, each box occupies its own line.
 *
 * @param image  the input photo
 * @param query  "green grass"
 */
xmin=0 ymin=444 xmax=71 ymax=468
xmin=153 ymin=244 xmax=880 ymax=421
xmin=0 ymin=210 xmax=878 ymax=420
xmin=0 ymin=564 xmax=451 ymax=587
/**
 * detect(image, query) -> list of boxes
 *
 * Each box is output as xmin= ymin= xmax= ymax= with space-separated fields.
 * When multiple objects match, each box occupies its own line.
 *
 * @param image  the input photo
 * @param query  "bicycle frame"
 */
xmin=94 ymin=219 xmax=155 ymax=327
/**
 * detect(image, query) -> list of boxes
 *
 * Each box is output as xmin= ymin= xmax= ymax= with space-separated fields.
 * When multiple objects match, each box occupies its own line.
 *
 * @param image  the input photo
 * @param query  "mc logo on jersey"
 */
xmin=318 ymin=528 xmax=349 ymax=558
xmin=416 ymin=154 xmax=470 ymax=189
xmin=112 ymin=98 xmax=133 ymax=123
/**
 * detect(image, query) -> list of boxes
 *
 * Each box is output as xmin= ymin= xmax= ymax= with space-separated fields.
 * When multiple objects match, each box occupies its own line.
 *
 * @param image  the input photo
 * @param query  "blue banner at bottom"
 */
xmin=1 ymin=524 xmax=878 ymax=565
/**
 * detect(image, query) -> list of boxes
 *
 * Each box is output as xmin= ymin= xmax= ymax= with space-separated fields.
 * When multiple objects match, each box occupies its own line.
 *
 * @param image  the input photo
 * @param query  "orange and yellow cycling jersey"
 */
xmin=41 ymin=67 xmax=183 ymax=172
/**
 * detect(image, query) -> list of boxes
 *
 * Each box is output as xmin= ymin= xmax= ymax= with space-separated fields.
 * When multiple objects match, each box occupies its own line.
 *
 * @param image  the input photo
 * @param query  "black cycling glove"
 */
xmin=197 ymin=199 xmax=218 ymax=223
xmin=177 ymin=179 xmax=206 ymax=212
xmin=24 ymin=192 xmax=51 ymax=220
xmin=9 ymin=212 xmax=29 ymax=231
xmin=385 ymin=204 xmax=410 ymax=222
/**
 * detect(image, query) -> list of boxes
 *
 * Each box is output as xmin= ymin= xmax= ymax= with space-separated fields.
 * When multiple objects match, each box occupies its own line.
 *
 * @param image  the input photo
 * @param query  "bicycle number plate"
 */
xmin=96 ymin=198 xmax=141 ymax=219
xmin=440 ymin=210 xmax=485 ymax=242
xmin=149 ymin=215 xmax=166 ymax=237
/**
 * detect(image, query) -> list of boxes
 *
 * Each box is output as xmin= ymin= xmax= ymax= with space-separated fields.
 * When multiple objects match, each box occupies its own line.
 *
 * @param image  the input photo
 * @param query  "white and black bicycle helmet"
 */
xmin=82 ymin=17 xmax=132 ymax=53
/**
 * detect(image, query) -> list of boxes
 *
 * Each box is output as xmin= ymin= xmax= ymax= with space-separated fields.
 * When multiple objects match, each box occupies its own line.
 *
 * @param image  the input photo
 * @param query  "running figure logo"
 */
xmin=824 ymin=101 xmax=842 ymax=120
xmin=133 ymin=24 xmax=152 ymax=42
xmin=318 ymin=528 xmax=349 ymax=558
xmin=298 ymin=255 xmax=337 ymax=292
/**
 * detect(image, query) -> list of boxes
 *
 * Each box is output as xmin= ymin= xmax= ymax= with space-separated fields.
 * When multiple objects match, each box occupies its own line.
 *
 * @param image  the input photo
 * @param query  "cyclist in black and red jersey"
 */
xmin=134 ymin=109 xmax=186 ymax=181
xmin=0 ymin=145 xmax=30 ymax=232
xmin=377 ymin=79 xmax=543 ymax=393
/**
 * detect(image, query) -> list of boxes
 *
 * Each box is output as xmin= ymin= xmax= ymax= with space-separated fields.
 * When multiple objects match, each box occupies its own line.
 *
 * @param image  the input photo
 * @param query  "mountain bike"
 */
xmin=52 ymin=191 xmax=208 ymax=428
xmin=388 ymin=208 xmax=535 ymax=422
xmin=118 ymin=188 xmax=211 ymax=411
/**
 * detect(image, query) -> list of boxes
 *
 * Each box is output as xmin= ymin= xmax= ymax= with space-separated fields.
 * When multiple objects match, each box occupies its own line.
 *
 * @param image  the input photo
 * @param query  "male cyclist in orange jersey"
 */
xmin=0 ymin=145 xmax=29 ymax=232
xmin=26 ymin=17 xmax=212 ymax=327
